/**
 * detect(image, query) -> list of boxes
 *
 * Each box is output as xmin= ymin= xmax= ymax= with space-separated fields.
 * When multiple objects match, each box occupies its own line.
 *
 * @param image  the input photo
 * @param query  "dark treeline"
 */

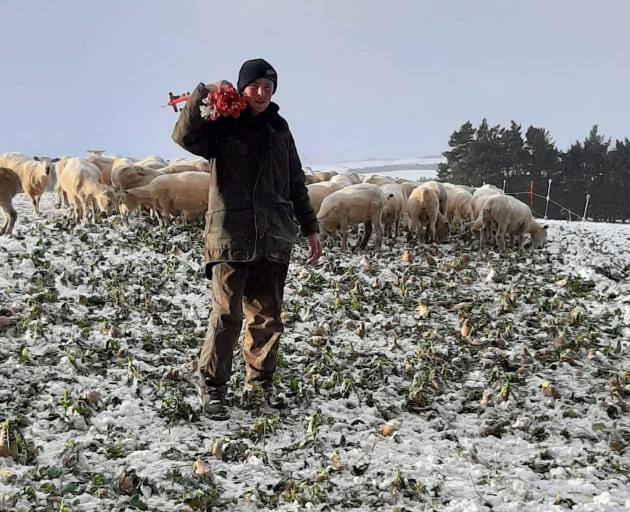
xmin=437 ymin=120 xmax=630 ymax=222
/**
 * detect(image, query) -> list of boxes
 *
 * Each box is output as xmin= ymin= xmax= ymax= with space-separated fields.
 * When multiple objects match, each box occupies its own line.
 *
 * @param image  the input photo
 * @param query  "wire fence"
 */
xmin=503 ymin=191 xmax=588 ymax=222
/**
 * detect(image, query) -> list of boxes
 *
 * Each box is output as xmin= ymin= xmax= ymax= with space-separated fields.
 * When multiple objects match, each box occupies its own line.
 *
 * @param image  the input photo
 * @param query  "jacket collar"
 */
xmin=243 ymin=102 xmax=287 ymax=132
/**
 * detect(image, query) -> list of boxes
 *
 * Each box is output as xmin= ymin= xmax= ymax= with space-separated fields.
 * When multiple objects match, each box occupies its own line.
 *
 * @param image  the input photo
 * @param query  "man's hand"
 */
xmin=306 ymin=232 xmax=322 ymax=265
xmin=205 ymin=80 xmax=234 ymax=94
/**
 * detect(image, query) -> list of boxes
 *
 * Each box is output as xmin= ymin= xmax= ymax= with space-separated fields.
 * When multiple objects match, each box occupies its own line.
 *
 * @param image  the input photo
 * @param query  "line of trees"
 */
xmin=437 ymin=120 xmax=630 ymax=222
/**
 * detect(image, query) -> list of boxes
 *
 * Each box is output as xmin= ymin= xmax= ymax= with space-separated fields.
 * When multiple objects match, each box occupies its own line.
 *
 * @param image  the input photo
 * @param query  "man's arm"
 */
xmin=172 ymin=82 xmax=226 ymax=158
xmin=287 ymin=134 xmax=319 ymax=237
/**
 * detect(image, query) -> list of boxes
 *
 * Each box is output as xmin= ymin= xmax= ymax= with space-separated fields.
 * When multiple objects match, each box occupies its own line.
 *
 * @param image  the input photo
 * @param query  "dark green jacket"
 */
xmin=172 ymin=83 xmax=318 ymax=273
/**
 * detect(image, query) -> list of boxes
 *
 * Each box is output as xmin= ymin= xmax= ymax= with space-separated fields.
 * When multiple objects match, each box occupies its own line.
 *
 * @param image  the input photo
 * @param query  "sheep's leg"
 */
xmin=5 ymin=206 xmax=16 ymax=235
xmin=479 ymin=224 xmax=489 ymax=251
xmin=394 ymin=214 xmax=400 ymax=238
xmin=27 ymin=194 xmax=39 ymax=217
xmin=427 ymin=218 xmax=436 ymax=243
xmin=72 ymin=198 xmax=83 ymax=223
xmin=340 ymin=223 xmax=349 ymax=251
xmin=372 ymin=215 xmax=384 ymax=251
xmin=90 ymin=197 xmax=100 ymax=224
xmin=359 ymin=221 xmax=372 ymax=250
xmin=495 ymin=224 xmax=507 ymax=251
xmin=0 ymin=205 xmax=14 ymax=235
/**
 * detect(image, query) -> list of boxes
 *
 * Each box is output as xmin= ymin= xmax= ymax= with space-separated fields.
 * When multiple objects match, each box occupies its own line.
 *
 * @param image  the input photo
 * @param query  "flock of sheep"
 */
xmin=305 ymin=170 xmax=548 ymax=252
xmin=0 ymin=152 xmax=547 ymax=253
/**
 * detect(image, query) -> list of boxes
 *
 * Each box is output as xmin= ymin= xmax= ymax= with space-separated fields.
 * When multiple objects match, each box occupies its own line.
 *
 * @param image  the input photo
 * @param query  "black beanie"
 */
xmin=237 ymin=59 xmax=278 ymax=93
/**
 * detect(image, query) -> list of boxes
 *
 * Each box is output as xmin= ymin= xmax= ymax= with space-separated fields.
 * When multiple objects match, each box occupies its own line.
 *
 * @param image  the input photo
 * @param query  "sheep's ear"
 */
xmin=33 ymin=155 xmax=40 ymax=161
xmin=51 ymin=158 xmax=60 ymax=163
xmin=543 ymin=225 xmax=549 ymax=230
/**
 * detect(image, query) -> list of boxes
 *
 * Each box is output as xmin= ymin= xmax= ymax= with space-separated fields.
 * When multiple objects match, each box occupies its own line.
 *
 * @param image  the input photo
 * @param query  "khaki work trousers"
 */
xmin=199 ymin=259 xmax=288 ymax=386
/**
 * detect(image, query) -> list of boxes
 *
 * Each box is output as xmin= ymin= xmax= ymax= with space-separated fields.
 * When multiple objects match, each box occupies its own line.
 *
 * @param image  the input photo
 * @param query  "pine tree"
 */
xmin=439 ymin=121 xmax=476 ymax=183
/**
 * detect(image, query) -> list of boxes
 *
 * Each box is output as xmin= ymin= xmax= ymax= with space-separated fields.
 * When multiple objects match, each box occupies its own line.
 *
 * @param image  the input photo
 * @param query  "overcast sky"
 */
xmin=1 ymin=1 xmax=629 ymax=164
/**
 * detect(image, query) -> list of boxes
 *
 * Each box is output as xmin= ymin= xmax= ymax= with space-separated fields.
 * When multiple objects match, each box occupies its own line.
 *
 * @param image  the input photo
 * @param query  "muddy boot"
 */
xmin=197 ymin=381 xmax=229 ymax=421
xmin=245 ymin=380 xmax=286 ymax=413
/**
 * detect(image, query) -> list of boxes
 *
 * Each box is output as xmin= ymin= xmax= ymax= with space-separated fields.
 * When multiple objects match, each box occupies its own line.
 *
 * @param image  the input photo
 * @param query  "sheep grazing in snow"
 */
xmin=329 ymin=174 xmax=356 ymax=188
xmin=406 ymin=183 xmax=450 ymax=243
xmin=307 ymin=181 xmax=346 ymax=215
xmin=474 ymin=194 xmax=548 ymax=252
xmin=379 ymin=183 xmax=406 ymax=238
xmin=304 ymin=173 xmax=319 ymax=185
xmin=111 ymin=164 xmax=162 ymax=192
xmin=57 ymin=158 xmax=116 ymax=222
xmin=470 ymin=184 xmax=503 ymax=220
xmin=400 ymin=181 xmax=420 ymax=200
xmin=0 ymin=167 xmax=22 ymax=235
xmin=420 ymin=181 xmax=448 ymax=216
xmin=116 ymin=171 xmax=211 ymax=225
xmin=135 ymin=155 xmax=168 ymax=170
xmin=0 ymin=153 xmax=52 ymax=217
xmin=469 ymin=184 xmax=504 ymax=245
xmin=162 ymin=159 xmax=212 ymax=174
xmin=314 ymin=170 xmax=338 ymax=182
xmin=443 ymin=183 xmax=474 ymax=233
xmin=85 ymin=154 xmax=116 ymax=185
xmin=317 ymin=183 xmax=389 ymax=251
xmin=362 ymin=174 xmax=396 ymax=186
xmin=341 ymin=172 xmax=362 ymax=185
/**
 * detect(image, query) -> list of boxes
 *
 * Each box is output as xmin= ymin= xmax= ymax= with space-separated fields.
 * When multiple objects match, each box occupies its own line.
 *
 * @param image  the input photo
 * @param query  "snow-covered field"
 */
xmin=1 ymin=193 xmax=629 ymax=512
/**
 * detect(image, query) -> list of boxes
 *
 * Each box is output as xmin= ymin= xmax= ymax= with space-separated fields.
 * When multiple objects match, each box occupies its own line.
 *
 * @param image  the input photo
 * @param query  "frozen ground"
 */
xmin=1 ymin=193 xmax=629 ymax=511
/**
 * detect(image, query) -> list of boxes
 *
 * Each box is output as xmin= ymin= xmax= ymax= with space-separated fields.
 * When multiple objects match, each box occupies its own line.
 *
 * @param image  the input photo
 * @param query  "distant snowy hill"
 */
xmin=305 ymin=156 xmax=444 ymax=181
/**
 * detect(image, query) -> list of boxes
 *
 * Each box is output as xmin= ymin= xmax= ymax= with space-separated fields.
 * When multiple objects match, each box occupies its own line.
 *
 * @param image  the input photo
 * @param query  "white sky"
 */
xmin=1 ymin=0 xmax=629 ymax=164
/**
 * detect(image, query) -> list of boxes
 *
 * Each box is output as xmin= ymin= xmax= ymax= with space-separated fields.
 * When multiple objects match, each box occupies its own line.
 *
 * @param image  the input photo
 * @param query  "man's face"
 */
xmin=242 ymin=78 xmax=274 ymax=115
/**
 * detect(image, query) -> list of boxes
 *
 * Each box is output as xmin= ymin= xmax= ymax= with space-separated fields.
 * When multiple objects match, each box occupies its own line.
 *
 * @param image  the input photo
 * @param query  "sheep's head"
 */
xmin=436 ymin=215 xmax=450 ymax=243
xmin=96 ymin=188 xmax=116 ymax=216
xmin=531 ymin=224 xmax=548 ymax=248
xmin=33 ymin=156 xmax=53 ymax=176
xmin=317 ymin=216 xmax=339 ymax=237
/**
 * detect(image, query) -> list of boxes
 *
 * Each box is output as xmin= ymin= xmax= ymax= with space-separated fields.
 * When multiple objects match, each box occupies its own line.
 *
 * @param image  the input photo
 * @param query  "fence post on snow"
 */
xmin=582 ymin=194 xmax=591 ymax=222
xmin=529 ymin=181 xmax=534 ymax=208
xmin=502 ymin=179 xmax=506 ymax=192
xmin=544 ymin=179 xmax=552 ymax=219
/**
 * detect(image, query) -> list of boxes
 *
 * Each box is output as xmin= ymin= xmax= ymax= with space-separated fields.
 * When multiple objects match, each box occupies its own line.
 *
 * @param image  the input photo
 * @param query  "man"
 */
xmin=172 ymin=58 xmax=322 ymax=420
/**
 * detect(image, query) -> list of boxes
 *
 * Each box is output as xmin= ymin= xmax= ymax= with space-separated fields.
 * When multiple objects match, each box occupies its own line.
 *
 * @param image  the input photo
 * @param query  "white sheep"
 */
xmin=117 ymin=171 xmax=211 ymax=225
xmin=340 ymin=172 xmax=362 ymax=185
xmin=329 ymin=174 xmax=356 ymax=188
xmin=379 ymin=183 xmax=406 ymax=237
xmin=162 ymin=159 xmax=211 ymax=174
xmin=400 ymin=181 xmax=420 ymax=200
xmin=0 ymin=167 xmax=22 ymax=235
xmin=135 ymin=155 xmax=168 ymax=170
xmin=362 ymin=174 xmax=395 ymax=186
xmin=475 ymin=194 xmax=547 ymax=251
xmin=443 ymin=183 xmax=474 ymax=233
xmin=57 ymin=158 xmax=116 ymax=222
xmin=406 ymin=183 xmax=450 ymax=243
xmin=421 ymin=181 xmax=448 ymax=216
xmin=317 ymin=183 xmax=388 ymax=251
xmin=0 ymin=153 xmax=52 ymax=217
xmin=314 ymin=170 xmax=338 ymax=182
xmin=470 ymin=184 xmax=503 ymax=219
xmin=307 ymin=181 xmax=346 ymax=215
xmin=469 ymin=184 xmax=504 ymax=245
xmin=111 ymin=164 xmax=163 ymax=192
xmin=85 ymin=154 xmax=116 ymax=185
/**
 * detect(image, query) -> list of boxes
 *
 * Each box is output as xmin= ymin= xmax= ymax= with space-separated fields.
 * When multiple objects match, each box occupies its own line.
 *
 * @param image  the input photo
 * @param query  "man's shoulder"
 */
xmin=266 ymin=103 xmax=290 ymax=132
